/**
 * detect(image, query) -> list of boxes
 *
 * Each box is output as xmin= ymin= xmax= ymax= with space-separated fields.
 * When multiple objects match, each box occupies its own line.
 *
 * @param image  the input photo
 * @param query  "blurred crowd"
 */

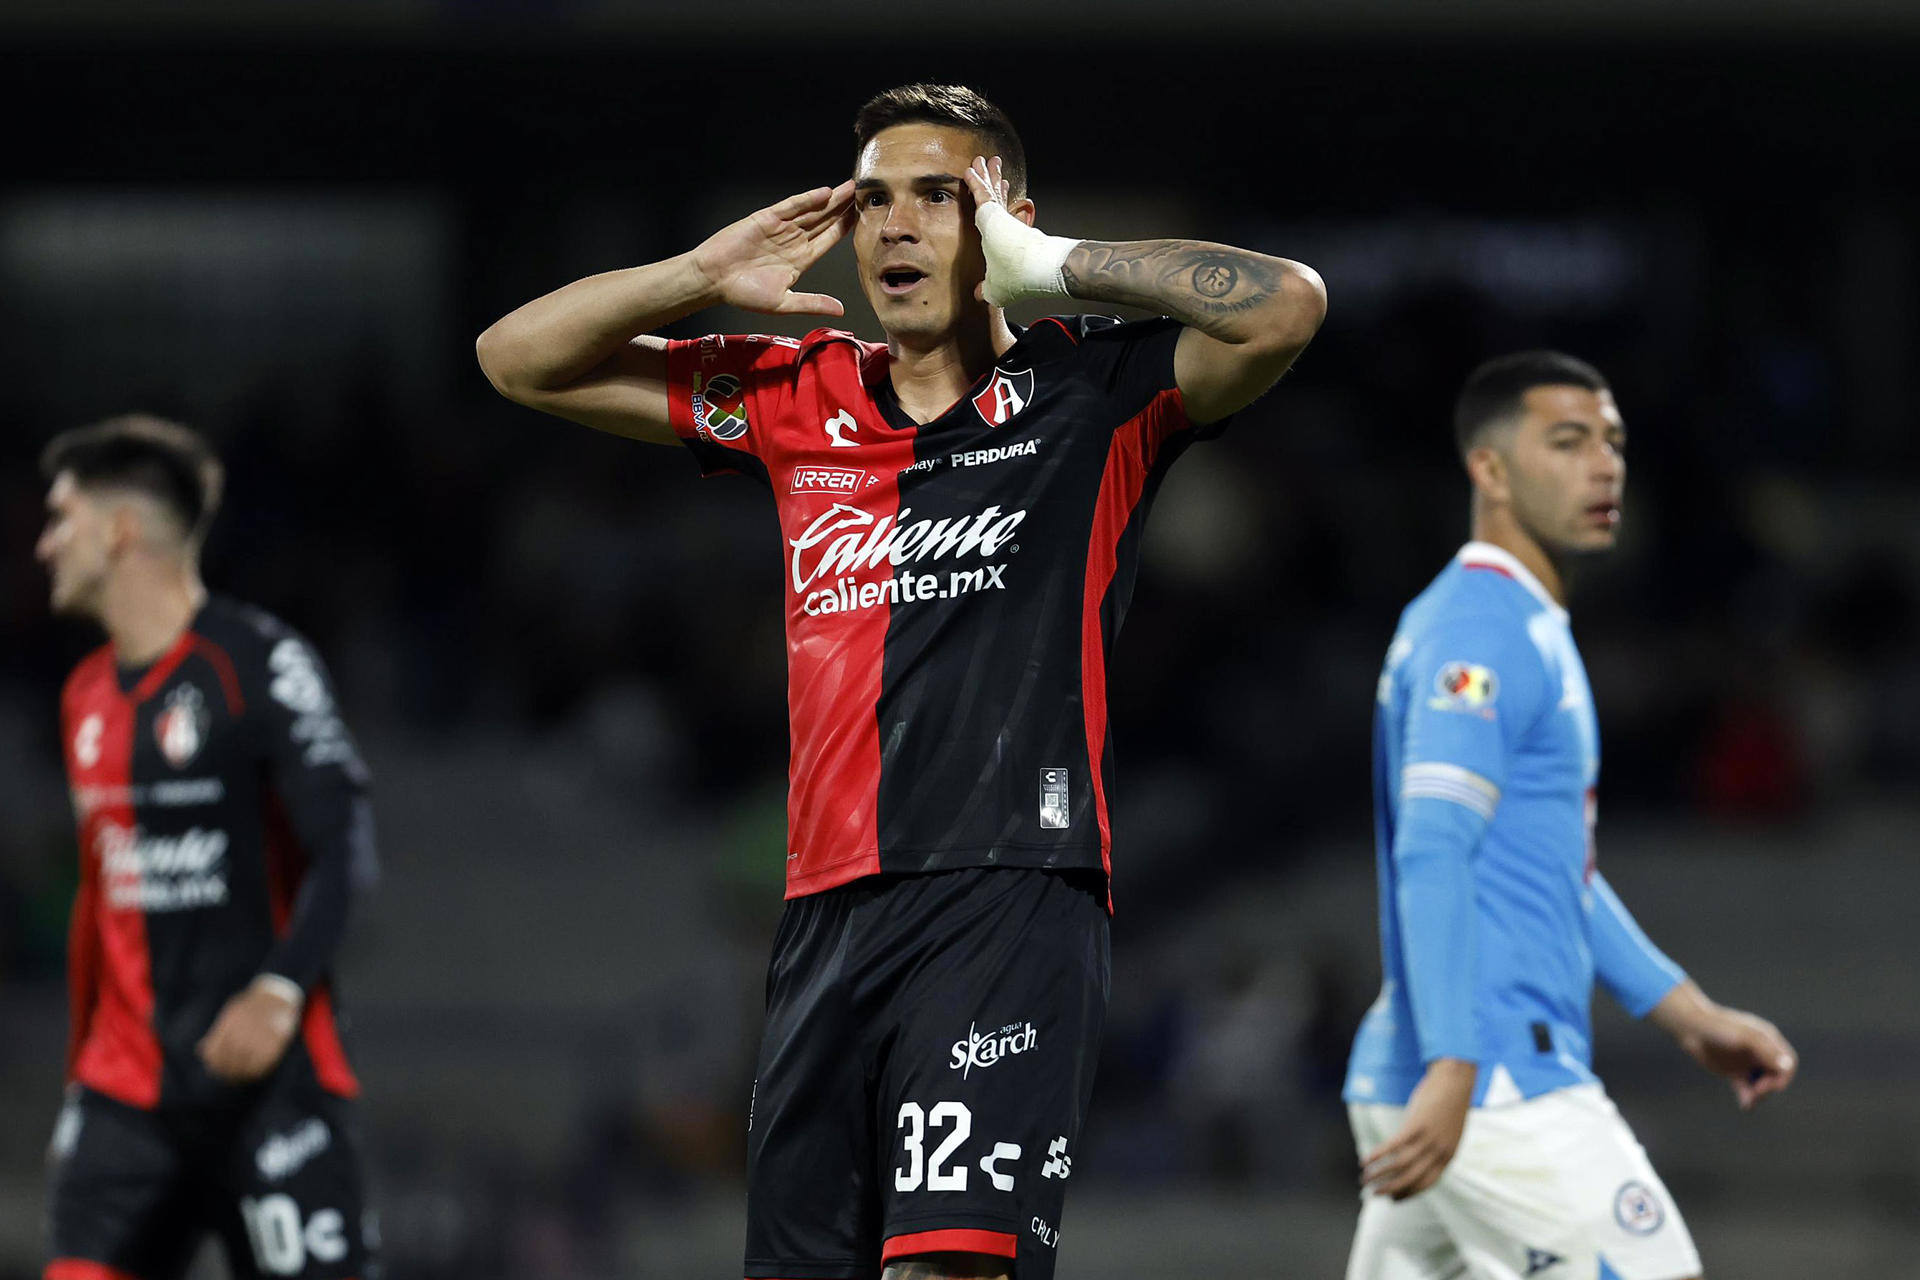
xmin=2 ymin=117 xmax=1917 ymax=1279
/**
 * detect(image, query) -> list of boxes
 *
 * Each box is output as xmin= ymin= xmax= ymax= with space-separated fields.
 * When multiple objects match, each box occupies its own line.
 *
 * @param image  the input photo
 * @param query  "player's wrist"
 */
xmin=673 ymin=249 xmax=733 ymax=310
xmin=250 ymin=973 xmax=305 ymax=1010
xmin=1422 ymin=1056 xmax=1478 ymax=1086
xmin=1647 ymin=978 xmax=1712 ymax=1039
xmin=975 ymin=202 xmax=1080 ymax=307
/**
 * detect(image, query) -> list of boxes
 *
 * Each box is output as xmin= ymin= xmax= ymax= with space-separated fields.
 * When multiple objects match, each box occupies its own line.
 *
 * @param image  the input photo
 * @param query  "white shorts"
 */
xmin=1346 ymin=1084 xmax=1702 ymax=1280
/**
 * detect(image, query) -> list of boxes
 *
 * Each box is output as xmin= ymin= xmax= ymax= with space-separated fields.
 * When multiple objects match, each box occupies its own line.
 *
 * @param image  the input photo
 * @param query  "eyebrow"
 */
xmin=853 ymin=174 xmax=965 ymax=191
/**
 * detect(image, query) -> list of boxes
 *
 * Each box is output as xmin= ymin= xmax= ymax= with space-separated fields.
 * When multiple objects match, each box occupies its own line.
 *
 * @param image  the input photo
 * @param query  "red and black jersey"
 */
xmin=665 ymin=315 xmax=1219 ymax=900
xmin=59 ymin=597 xmax=375 ymax=1111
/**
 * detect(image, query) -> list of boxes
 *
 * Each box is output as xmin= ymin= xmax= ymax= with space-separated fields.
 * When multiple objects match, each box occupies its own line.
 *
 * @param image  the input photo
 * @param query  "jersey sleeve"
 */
xmin=1073 ymin=315 xmax=1229 ymax=441
xmin=1389 ymin=612 xmax=1553 ymax=1065
xmin=1400 ymin=612 xmax=1551 ymax=807
xmin=1589 ymin=871 xmax=1687 ymax=1017
xmin=245 ymin=626 xmax=379 ymax=991
xmin=662 ymin=332 xmax=809 ymax=483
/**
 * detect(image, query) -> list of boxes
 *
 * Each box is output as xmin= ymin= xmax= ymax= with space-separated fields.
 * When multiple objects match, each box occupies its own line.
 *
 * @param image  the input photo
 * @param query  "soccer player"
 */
xmin=36 ymin=417 xmax=380 ymax=1280
xmin=476 ymin=83 xmax=1325 ymax=1280
xmin=1344 ymin=352 xmax=1799 ymax=1280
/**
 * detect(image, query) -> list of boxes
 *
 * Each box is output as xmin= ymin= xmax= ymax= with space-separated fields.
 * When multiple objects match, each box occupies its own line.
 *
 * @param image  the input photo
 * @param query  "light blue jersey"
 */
xmin=1345 ymin=542 xmax=1685 ymax=1108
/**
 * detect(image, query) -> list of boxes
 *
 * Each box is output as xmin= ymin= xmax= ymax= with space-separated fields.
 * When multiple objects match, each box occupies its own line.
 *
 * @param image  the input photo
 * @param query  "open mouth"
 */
xmin=879 ymin=267 xmax=927 ymax=296
xmin=1587 ymin=502 xmax=1621 ymax=527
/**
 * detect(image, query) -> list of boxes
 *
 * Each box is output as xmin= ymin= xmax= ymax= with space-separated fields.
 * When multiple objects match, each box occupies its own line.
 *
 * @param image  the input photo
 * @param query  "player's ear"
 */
xmin=105 ymin=501 xmax=143 ymax=558
xmin=1465 ymin=445 xmax=1511 ymax=505
xmin=1012 ymin=197 xmax=1037 ymax=229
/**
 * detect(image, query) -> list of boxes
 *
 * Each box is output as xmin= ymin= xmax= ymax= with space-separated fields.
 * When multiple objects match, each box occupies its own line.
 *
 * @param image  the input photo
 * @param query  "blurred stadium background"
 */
xmin=3 ymin=3 xmax=1918 ymax=1276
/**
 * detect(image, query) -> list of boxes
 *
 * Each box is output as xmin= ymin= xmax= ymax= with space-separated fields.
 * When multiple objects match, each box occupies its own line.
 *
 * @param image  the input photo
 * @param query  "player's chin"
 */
xmin=1562 ymin=524 xmax=1620 ymax=556
xmin=876 ymin=300 xmax=951 ymax=339
xmin=47 ymin=579 xmax=83 ymax=616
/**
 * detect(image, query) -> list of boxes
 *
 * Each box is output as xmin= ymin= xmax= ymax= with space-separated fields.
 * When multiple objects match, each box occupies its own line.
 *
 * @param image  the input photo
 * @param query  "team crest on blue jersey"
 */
xmin=692 ymin=372 xmax=750 ymax=441
xmin=1429 ymin=661 xmax=1499 ymax=716
xmin=154 ymin=683 xmax=210 ymax=769
xmin=972 ymin=367 xmax=1035 ymax=426
xmin=1614 ymin=1181 xmax=1666 ymax=1235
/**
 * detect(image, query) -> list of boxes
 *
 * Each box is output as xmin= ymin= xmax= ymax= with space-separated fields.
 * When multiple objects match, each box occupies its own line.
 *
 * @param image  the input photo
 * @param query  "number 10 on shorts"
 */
xmin=239 ymin=1195 xmax=348 ymax=1275
xmin=895 ymin=1101 xmax=972 ymax=1191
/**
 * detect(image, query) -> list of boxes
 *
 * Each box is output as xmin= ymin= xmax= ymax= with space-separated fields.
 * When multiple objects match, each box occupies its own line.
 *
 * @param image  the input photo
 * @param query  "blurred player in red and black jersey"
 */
xmin=478 ymin=83 xmax=1326 ymax=1280
xmin=35 ymin=416 xmax=379 ymax=1280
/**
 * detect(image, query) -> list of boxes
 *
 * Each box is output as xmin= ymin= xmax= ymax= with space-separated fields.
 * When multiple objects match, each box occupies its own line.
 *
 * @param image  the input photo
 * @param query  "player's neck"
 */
xmin=885 ymin=310 xmax=1018 ymax=423
xmin=99 ymin=561 xmax=208 ymax=666
xmin=1470 ymin=513 xmax=1569 ymax=607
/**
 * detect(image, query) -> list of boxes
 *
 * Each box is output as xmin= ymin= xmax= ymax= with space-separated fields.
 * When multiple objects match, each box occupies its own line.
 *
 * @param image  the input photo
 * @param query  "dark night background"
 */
xmin=1 ymin=6 xmax=1916 ymax=1276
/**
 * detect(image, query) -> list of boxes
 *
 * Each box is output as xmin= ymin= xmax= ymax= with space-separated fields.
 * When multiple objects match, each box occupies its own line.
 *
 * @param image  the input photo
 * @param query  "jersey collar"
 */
xmin=1456 ymin=541 xmax=1568 ymax=621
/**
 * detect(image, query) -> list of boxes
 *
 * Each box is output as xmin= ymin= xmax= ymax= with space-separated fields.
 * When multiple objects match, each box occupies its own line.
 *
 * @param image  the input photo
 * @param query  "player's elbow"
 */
xmin=474 ymin=324 xmax=519 ymax=399
xmin=1260 ymin=261 xmax=1327 ymax=356
xmin=474 ymin=321 xmax=545 ymax=405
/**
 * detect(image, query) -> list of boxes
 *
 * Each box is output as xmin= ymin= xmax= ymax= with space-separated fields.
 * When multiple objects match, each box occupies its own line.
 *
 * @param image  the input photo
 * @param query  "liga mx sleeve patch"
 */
xmin=1429 ymin=661 xmax=1500 ymax=715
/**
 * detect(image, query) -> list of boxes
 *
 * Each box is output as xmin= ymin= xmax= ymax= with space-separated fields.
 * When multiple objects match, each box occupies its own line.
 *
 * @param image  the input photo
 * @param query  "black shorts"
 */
xmin=745 ymin=867 xmax=1110 ymax=1280
xmin=46 ymin=1074 xmax=376 ymax=1280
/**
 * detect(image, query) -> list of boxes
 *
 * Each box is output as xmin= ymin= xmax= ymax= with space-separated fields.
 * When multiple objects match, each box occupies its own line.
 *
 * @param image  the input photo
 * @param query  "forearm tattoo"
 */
xmin=1061 ymin=239 xmax=1287 ymax=341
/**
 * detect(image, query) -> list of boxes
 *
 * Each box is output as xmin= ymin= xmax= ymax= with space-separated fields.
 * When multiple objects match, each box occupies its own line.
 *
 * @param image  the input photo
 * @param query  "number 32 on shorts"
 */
xmin=895 ymin=1101 xmax=971 ymax=1191
xmin=895 ymin=1101 xmax=1024 ymax=1195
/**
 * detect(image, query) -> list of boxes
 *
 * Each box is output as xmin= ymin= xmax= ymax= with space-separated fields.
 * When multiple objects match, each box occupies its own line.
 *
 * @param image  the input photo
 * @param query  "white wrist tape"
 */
xmin=975 ymin=201 xmax=1079 ymax=307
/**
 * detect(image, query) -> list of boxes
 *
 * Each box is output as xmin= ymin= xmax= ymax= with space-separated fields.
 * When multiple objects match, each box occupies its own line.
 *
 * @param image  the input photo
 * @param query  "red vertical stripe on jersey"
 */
xmin=1080 ymin=389 xmax=1190 ymax=893
xmin=46 ymin=1258 xmax=144 ymax=1280
xmin=127 ymin=630 xmax=197 ymax=703
xmin=779 ymin=385 xmax=917 ymax=898
xmin=69 ymin=657 xmax=164 ymax=1109
xmin=300 ymin=986 xmax=360 ymax=1098
xmin=188 ymin=634 xmax=247 ymax=715
xmin=262 ymin=797 xmax=360 ymax=1097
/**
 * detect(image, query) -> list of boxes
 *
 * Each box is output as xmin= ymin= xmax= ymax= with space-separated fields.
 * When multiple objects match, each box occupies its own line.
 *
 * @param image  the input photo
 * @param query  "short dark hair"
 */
xmin=40 ymin=414 xmax=224 ymax=546
xmin=1453 ymin=350 xmax=1610 ymax=456
xmin=853 ymin=83 xmax=1028 ymax=199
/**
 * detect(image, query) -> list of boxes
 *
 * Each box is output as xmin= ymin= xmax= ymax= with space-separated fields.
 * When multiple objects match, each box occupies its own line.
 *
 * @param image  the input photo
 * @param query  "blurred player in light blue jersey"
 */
xmin=1343 ymin=352 xmax=1798 ymax=1280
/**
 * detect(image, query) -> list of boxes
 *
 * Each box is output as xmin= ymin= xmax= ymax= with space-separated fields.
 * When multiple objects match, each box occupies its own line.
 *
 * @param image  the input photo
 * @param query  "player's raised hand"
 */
xmin=197 ymin=978 xmax=302 ymax=1083
xmin=1360 ymin=1057 xmax=1476 ymax=1200
xmin=688 ymin=181 xmax=857 ymax=316
xmin=963 ymin=154 xmax=1073 ymax=307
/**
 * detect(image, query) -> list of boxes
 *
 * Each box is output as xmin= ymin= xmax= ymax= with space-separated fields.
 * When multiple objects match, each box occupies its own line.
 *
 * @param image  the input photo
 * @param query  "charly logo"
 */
xmin=74 ymin=713 xmax=104 ymax=769
xmin=972 ymin=367 xmax=1035 ymax=426
xmin=950 ymin=1021 xmax=1038 ymax=1078
xmin=824 ymin=409 xmax=859 ymax=448
xmin=154 ymin=683 xmax=210 ymax=769
xmin=789 ymin=502 xmax=1026 ymax=595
